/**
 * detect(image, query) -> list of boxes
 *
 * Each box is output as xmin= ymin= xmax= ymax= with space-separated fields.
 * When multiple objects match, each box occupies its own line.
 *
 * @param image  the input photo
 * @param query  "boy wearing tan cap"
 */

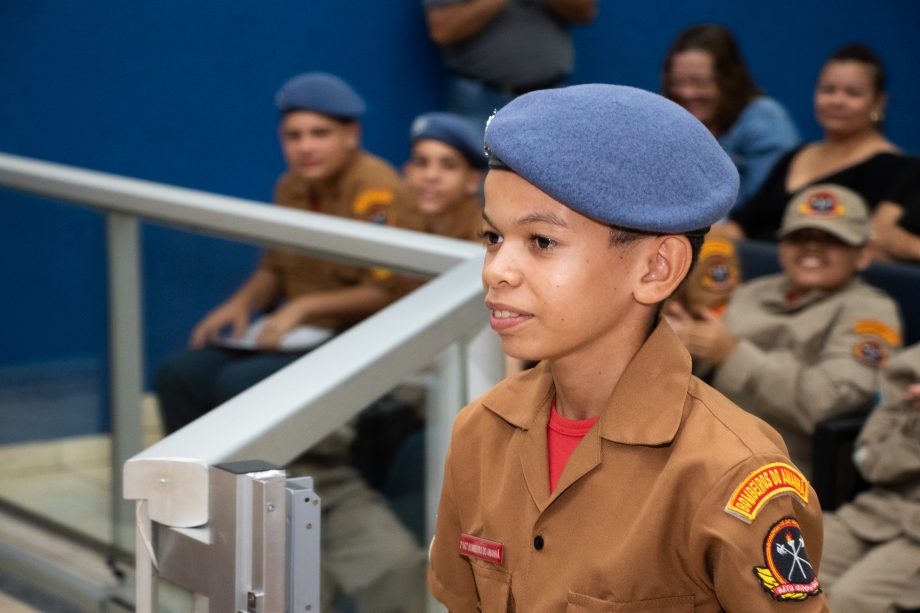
xmin=670 ymin=183 xmax=903 ymax=476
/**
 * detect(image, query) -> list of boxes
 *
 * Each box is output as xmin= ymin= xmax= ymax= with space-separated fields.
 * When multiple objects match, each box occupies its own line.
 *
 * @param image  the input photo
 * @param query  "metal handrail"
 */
xmin=0 ymin=151 xmax=496 ymax=610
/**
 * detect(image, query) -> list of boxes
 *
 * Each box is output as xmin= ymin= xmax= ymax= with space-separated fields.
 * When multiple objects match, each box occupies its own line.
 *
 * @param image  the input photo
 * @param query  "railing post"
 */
xmin=107 ymin=211 xmax=144 ymax=548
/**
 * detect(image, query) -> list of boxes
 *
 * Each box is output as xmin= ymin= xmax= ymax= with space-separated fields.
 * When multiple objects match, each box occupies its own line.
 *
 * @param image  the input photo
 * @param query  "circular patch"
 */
xmin=798 ymin=190 xmax=844 ymax=217
xmin=700 ymin=257 xmax=739 ymax=291
xmin=753 ymin=517 xmax=821 ymax=601
xmin=853 ymin=340 xmax=887 ymax=367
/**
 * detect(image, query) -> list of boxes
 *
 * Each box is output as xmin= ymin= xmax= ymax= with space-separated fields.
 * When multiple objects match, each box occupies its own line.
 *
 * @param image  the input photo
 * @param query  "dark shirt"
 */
xmin=888 ymin=157 xmax=920 ymax=235
xmin=730 ymin=147 xmax=911 ymax=241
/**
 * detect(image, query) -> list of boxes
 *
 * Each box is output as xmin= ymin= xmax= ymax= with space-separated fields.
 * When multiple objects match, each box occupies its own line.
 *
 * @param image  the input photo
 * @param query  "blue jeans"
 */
xmin=155 ymin=346 xmax=307 ymax=433
xmin=445 ymin=75 xmax=518 ymax=133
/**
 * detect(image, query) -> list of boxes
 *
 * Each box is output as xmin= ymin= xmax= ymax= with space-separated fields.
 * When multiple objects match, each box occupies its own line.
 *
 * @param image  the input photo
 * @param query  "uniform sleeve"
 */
xmin=853 ymin=344 xmax=920 ymax=484
xmin=428 ymin=445 xmax=478 ymax=611
xmin=713 ymin=297 xmax=902 ymax=435
xmin=691 ymin=456 xmax=829 ymax=611
xmin=349 ymin=177 xmax=422 ymax=294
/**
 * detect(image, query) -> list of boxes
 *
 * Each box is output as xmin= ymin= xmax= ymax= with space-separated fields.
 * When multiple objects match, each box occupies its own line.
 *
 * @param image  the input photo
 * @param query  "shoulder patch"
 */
xmin=725 ymin=462 xmax=809 ymax=524
xmin=753 ymin=517 xmax=821 ymax=601
xmin=852 ymin=320 xmax=901 ymax=367
xmin=353 ymin=188 xmax=395 ymax=225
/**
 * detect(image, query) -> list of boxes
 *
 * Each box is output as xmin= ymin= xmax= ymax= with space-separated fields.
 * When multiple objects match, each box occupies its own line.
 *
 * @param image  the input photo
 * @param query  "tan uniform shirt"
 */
xmin=713 ymin=275 xmax=902 ymax=476
xmin=837 ymin=343 xmax=920 ymax=542
xmin=260 ymin=150 xmax=418 ymax=331
xmin=429 ymin=323 xmax=829 ymax=612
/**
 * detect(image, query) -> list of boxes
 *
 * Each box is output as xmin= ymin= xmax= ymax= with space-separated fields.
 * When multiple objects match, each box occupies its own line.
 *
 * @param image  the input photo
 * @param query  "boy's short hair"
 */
xmin=778 ymin=184 xmax=870 ymax=246
xmin=275 ymin=72 xmax=366 ymax=121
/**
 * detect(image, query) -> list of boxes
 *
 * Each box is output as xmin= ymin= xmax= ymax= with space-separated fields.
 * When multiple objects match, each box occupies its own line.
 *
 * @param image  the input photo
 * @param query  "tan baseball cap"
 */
xmin=778 ymin=183 xmax=870 ymax=246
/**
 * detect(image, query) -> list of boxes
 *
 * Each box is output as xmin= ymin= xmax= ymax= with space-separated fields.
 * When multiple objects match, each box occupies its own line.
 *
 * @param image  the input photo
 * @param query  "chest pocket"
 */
xmin=566 ymin=592 xmax=694 ymax=612
xmin=471 ymin=560 xmax=512 ymax=613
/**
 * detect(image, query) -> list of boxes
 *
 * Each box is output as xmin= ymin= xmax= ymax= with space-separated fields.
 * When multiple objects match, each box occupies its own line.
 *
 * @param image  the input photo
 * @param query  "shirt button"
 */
xmin=533 ymin=535 xmax=544 ymax=551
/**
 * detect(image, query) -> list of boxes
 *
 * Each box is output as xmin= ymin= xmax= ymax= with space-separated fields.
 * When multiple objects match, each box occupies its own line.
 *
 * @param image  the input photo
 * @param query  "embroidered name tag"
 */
xmin=459 ymin=534 xmax=503 ymax=565
xmin=725 ymin=462 xmax=809 ymax=523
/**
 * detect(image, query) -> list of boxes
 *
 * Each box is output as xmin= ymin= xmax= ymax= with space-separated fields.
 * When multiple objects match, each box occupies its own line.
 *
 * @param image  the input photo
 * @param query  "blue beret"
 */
xmin=484 ymin=84 xmax=739 ymax=233
xmin=275 ymin=72 xmax=366 ymax=120
xmin=410 ymin=112 xmax=488 ymax=169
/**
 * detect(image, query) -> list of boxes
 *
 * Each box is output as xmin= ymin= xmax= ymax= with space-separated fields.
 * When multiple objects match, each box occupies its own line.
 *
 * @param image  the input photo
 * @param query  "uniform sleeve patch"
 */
xmin=724 ymin=462 xmax=809 ymax=524
xmin=753 ymin=517 xmax=822 ymax=601
xmin=854 ymin=320 xmax=901 ymax=346
xmin=353 ymin=188 xmax=395 ymax=225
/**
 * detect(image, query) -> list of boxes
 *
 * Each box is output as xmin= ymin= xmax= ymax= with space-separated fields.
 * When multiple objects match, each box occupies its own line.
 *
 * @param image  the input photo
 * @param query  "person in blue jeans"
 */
xmin=423 ymin=0 xmax=597 ymax=130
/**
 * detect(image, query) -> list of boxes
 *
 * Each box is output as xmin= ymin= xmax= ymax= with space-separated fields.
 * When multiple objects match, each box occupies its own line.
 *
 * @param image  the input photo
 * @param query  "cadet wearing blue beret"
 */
xmin=429 ymin=84 xmax=829 ymax=611
xmin=405 ymin=111 xmax=485 ymax=242
xmin=158 ymin=72 xmax=425 ymax=611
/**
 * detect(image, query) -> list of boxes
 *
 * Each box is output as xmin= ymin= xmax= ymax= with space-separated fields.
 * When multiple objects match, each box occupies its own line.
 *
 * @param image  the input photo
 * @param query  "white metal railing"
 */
xmin=0 ymin=151 xmax=499 ymax=610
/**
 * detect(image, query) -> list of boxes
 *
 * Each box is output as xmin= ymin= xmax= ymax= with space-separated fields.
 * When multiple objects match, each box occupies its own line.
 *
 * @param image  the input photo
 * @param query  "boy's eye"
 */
xmin=532 ymin=234 xmax=556 ymax=250
xmin=479 ymin=230 xmax=502 ymax=246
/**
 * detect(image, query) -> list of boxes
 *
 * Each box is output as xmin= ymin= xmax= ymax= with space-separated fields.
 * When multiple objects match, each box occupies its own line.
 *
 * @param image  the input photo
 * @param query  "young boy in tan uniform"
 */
xmin=820 ymin=342 xmax=920 ymax=612
xmin=404 ymin=111 xmax=486 ymax=242
xmin=670 ymin=184 xmax=903 ymax=477
xmin=428 ymin=85 xmax=829 ymax=611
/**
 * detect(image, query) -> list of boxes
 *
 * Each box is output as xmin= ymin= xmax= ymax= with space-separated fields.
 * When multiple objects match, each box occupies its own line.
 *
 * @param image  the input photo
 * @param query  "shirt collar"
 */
xmin=481 ymin=321 xmax=692 ymax=446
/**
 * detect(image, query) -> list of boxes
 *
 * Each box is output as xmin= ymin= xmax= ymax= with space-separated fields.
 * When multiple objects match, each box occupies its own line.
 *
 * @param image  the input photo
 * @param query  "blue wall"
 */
xmin=1 ymin=1 xmax=918 ymax=437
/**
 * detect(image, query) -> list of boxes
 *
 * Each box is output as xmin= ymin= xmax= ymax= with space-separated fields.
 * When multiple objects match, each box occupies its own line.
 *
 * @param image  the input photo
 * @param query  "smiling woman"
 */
xmin=728 ymin=44 xmax=913 ymax=241
xmin=663 ymin=24 xmax=800 ymax=205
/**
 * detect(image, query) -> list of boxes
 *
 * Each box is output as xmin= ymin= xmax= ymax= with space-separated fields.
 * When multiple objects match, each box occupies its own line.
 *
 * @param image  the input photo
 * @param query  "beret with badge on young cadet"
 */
xmin=411 ymin=112 xmax=489 ymax=170
xmin=483 ymin=84 xmax=739 ymax=233
xmin=275 ymin=72 xmax=366 ymax=120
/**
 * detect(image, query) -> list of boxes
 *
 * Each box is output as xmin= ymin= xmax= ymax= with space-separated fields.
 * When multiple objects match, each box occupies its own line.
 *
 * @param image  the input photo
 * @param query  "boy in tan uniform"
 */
xmin=670 ymin=184 xmax=903 ymax=476
xmin=820 ymin=342 xmax=920 ymax=613
xmin=429 ymin=85 xmax=829 ymax=611
xmin=157 ymin=72 xmax=417 ymax=432
xmin=404 ymin=111 xmax=486 ymax=242
xmin=157 ymin=72 xmax=426 ymax=612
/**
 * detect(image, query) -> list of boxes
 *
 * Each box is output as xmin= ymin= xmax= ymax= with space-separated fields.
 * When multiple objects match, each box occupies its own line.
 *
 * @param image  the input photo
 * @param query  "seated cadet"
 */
xmin=429 ymin=84 xmax=829 ymax=611
xmin=820 ymin=342 xmax=920 ymax=613
xmin=156 ymin=72 xmax=426 ymax=613
xmin=404 ymin=111 xmax=486 ymax=240
xmin=668 ymin=228 xmax=741 ymax=320
xmin=156 ymin=72 xmax=416 ymax=433
xmin=670 ymin=183 xmax=903 ymax=477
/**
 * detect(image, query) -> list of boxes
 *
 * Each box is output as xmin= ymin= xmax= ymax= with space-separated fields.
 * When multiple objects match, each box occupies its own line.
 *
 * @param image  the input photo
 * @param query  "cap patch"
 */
xmin=753 ymin=517 xmax=821 ymax=601
xmin=353 ymin=189 xmax=394 ymax=225
xmin=725 ymin=462 xmax=809 ymax=524
xmin=797 ymin=190 xmax=844 ymax=218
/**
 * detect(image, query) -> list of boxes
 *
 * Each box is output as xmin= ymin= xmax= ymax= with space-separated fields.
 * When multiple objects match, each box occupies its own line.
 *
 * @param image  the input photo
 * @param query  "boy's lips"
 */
xmin=486 ymin=301 xmax=533 ymax=331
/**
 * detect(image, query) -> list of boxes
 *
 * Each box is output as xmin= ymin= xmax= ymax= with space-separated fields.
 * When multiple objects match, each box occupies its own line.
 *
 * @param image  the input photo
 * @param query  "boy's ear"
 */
xmin=634 ymin=235 xmax=693 ymax=305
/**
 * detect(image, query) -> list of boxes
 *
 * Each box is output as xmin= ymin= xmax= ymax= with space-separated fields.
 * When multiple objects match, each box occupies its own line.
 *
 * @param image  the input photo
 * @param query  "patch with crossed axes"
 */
xmin=753 ymin=517 xmax=821 ymax=601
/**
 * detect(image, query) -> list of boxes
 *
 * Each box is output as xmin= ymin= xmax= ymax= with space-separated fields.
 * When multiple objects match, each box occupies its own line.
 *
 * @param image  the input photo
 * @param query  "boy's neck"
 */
xmin=549 ymin=313 xmax=651 ymax=421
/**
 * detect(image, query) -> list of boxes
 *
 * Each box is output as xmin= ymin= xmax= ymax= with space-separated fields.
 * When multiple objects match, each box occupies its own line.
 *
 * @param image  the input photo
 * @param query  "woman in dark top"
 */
xmin=728 ymin=44 xmax=910 ymax=240
xmin=870 ymin=157 xmax=920 ymax=263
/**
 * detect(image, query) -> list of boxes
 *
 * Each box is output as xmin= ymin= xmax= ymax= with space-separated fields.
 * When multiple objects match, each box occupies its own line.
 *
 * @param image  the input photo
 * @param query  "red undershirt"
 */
xmin=547 ymin=398 xmax=599 ymax=492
